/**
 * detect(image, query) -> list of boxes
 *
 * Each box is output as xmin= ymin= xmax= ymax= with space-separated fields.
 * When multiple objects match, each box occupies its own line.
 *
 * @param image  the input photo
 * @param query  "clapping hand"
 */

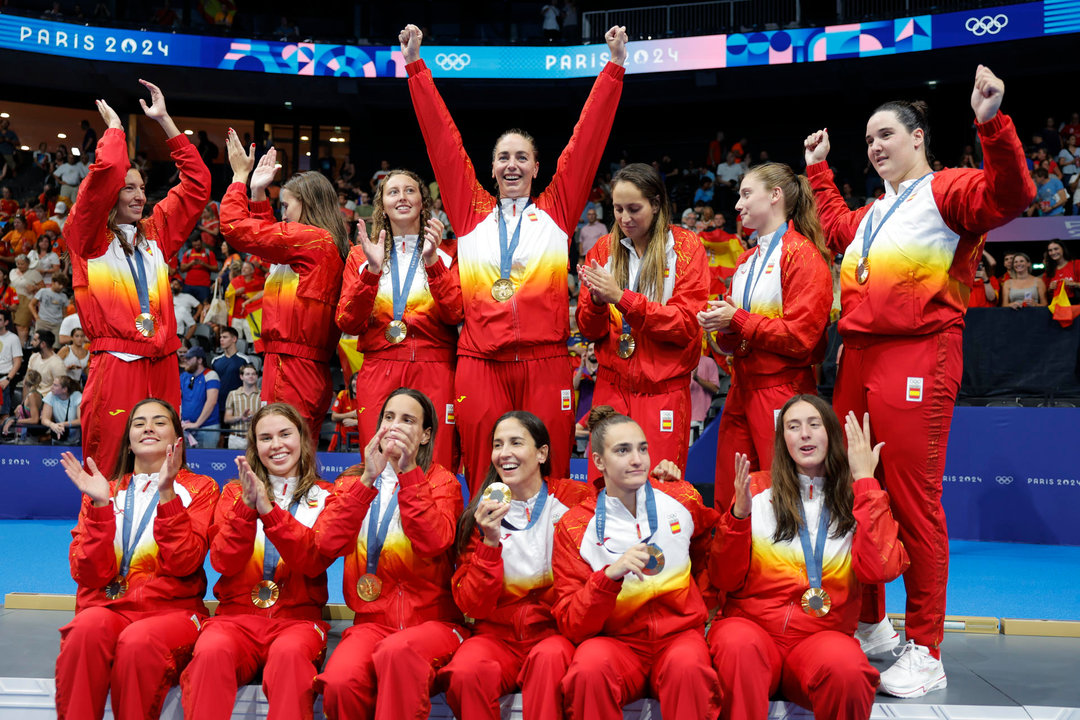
xmin=731 ymin=453 xmax=752 ymax=519
xmin=60 ymin=452 xmax=111 ymax=508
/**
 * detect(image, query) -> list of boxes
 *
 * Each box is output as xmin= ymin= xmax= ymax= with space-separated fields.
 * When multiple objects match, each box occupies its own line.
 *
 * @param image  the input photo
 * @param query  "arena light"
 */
xmin=71 ymin=147 xmax=81 ymax=156
xmin=19 ymin=145 xmax=28 ymax=151
xmin=300 ymin=135 xmax=309 ymax=141
xmin=184 ymin=129 xmax=194 ymax=135
xmin=57 ymin=132 xmax=67 ymax=139
xmin=0 ymin=112 xmax=9 ymax=118
xmin=305 ymin=151 xmax=311 ymax=156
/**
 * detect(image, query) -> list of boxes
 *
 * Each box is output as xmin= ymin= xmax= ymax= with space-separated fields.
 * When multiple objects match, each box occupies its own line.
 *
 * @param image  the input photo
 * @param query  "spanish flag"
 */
xmin=1048 ymin=280 xmax=1079 ymax=328
xmin=337 ymin=337 xmax=365 ymax=386
xmin=246 ymin=308 xmax=263 ymax=354
xmin=699 ymin=229 xmax=745 ymax=299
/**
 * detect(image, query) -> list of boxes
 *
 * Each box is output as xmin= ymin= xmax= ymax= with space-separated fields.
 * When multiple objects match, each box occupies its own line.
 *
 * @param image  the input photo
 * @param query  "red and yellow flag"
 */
xmin=1049 ymin=280 xmax=1079 ymax=328
xmin=699 ymin=229 xmax=745 ymax=299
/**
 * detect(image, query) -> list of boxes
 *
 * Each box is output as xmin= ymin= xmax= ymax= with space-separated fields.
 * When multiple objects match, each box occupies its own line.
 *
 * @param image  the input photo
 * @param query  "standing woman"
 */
xmin=441 ymin=411 xmax=593 ymax=720
xmin=54 ymin=398 xmax=219 ymax=720
xmin=181 ymin=403 xmax=336 ymax=720
xmin=402 ymin=22 xmax=627 ymax=489
xmin=697 ymin=162 xmax=832 ymax=512
xmin=577 ymin=163 xmax=709 ymax=479
xmin=999 ymin=252 xmax=1046 ymax=308
xmin=709 ymin=396 xmax=909 ymax=720
xmin=222 ymin=133 xmax=348 ymax=445
xmin=336 ymin=168 xmax=461 ymax=469
xmin=312 ymin=388 xmax=465 ymax=720
xmin=1043 ymin=240 xmax=1079 ymax=303
xmin=803 ymin=65 xmax=1034 ymax=696
xmin=65 ymin=81 xmax=211 ymax=473
xmin=552 ymin=406 xmax=720 ymax=720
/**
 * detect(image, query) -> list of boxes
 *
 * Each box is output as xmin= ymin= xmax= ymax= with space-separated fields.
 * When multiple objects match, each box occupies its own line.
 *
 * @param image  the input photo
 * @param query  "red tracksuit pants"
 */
xmin=713 ymin=373 xmax=815 ymax=511
xmin=709 ymin=616 xmax=878 ymax=720
xmin=54 ymin=606 xmax=202 ymax=720
xmin=81 ymin=352 xmax=180 ymax=473
xmin=561 ymin=629 xmax=720 ymax=720
xmin=262 ymin=353 xmax=333 ymax=452
xmin=588 ymin=369 xmax=692 ymax=480
xmin=440 ymin=632 xmax=574 ymax=720
xmin=312 ymin=620 xmax=465 ymax=720
xmin=354 ymin=355 xmax=458 ymax=471
xmin=455 ymin=355 xmax=575 ymax=493
xmin=179 ymin=614 xmax=329 ymax=720
xmin=832 ymin=330 xmax=962 ymax=655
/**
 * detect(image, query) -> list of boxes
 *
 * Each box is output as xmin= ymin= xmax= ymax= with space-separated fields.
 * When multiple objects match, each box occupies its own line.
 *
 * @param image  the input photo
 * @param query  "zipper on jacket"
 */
xmin=781 ymin=602 xmax=795 ymax=633
xmin=511 ymin=296 xmax=522 ymax=359
xmin=397 ymin=586 xmax=406 ymax=630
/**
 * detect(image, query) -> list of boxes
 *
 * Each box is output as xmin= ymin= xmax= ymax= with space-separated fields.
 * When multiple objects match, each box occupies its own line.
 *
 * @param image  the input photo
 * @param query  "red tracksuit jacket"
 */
xmin=315 ymin=463 xmax=463 ymax=626
xmin=577 ymin=227 xmax=709 ymax=387
xmin=809 ymin=111 xmax=1034 ymax=341
xmin=66 ymin=129 xmax=210 ymax=357
xmin=220 ymin=185 xmax=344 ymax=362
xmin=453 ymin=477 xmax=594 ymax=642
xmin=407 ymin=58 xmax=624 ymax=360
xmin=68 ymin=468 xmax=219 ymax=614
xmin=710 ymin=473 xmax=910 ymax=639
xmin=209 ymin=480 xmax=336 ymax=623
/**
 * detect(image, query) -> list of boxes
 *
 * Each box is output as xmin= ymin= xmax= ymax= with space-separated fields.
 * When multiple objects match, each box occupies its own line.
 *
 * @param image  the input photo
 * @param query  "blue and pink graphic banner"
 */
xmin=0 ymin=1 xmax=1077 ymax=80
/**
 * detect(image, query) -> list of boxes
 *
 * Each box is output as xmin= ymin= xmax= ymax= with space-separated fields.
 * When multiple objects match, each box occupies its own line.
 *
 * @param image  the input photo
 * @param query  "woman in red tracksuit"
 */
xmin=441 ymin=411 xmax=593 ymax=719
xmin=577 ymin=163 xmax=709 ymax=479
xmin=697 ymin=162 xmax=832 ymax=512
xmin=803 ymin=65 xmax=1035 ymax=696
xmin=401 ymin=23 xmax=627 ymax=490
xmin=709 ymin=395 xmax=909 ymax=720
xmin=221 ymin=131 xmax=348 ymax=441
xmin=312 ymin=387 xmax=465 ymax=720
xmin=336 ymin=168 xmax=461 ymax=470
xmin=66 ymin=82 xmax=210 ymax=473
xmin=180 ymin=403 xmax=336 ymax=719
xmin=55 ymin=398 xmax=219 ymax=720
xmin=552 ymin=406 xmax=720 ymax=720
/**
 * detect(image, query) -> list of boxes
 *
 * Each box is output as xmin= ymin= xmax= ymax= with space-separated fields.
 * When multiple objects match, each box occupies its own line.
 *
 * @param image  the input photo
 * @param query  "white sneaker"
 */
xmin=855 ymin=616 xmax=900 ymax=655
xmin=878 ymin=641 xmax=948 ymax=698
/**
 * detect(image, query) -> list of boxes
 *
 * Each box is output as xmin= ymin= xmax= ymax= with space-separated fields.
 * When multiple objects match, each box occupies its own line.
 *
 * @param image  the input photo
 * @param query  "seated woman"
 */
xmin=2 ymin=369 xmax=43 ymax=441
xmin=441 ymin=411 xmax=594 ymax=719
xmin=55 ymin=398 xmax=219 ymax=720
xmin=552 ymin=406 xmax=720 ymax=720
xmin=181 ymin=402 xmax=336 ymax=720
xmin=708 ymin=395 xmax=910 ymax=720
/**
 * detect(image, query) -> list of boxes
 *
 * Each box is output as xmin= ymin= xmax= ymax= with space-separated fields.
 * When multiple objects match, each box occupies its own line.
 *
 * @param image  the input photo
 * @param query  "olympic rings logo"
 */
xmin=995 ymin=475 xmax=1014 ymax=485
xmin=43 ymin=458 xmax=58 ymax=467
xmin=211 ymin=462 xmax=227 ymax=471
xmin=435 ymin=53 xmax=471 ymax=71
xmin=965 ymin=14 xmax=1008 ymax=36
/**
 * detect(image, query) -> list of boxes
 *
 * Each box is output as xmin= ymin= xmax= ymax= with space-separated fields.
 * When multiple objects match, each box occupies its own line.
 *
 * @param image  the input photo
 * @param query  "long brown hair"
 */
xmin=769 ymin=394 xmax=855 ymax=543
xmin=608 ymin=163 xmax=671 ymax=304
xmin=282 ymin=171 xmax=349 ymax=262
xmin=111 ymin=398 xmax=188 ymax=481
xmin=743 ymin=162 xmax=829 ymax=262
xmin=244 ymin=402 xmax=321 ymax=506
xmin=370 ymin=169 xmax=433 ymax=273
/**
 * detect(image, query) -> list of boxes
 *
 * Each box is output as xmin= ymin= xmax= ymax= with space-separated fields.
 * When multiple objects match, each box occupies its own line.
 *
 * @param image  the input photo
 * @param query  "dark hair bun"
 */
xmin=587 ymin=405 xmax=618 ymax=431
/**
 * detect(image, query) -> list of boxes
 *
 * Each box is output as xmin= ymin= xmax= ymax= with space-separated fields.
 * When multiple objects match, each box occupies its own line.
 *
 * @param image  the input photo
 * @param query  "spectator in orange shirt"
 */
xmin=1044 ymin=240 xmax=1080 ymax=302
xmin=3 ymin=215 xmax=37 ymax=260
xmin=179 ymin=235 xmax=218 ymax=302
xmin=0 ymin=187 xmax=18 ymax=220
xmin=227 ymin=260 xmax=263 ymax=344
xmin=968 ymin=255 xmax=999 ymax=308
xmin=328 ymin=373 xmax=360 ymax=451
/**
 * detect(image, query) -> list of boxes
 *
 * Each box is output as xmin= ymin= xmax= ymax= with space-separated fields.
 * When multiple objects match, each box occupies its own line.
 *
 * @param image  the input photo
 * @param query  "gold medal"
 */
xmin=482 ymin=481 xmax=511 ymax=506
xmin=385 ymin=320 xmax=408 ymax=344
xmin=801 ymin=587 xmax=832 ymax=617
xmin=134 ymin=312 xmax=156 ymax=338
xmin=251 ymin=580 xmax=280 ymax=608
xmin=491 ymin=278 xmax=515 ymax=302
xmin=855 ymin=257 xmax=870 ymax=285
xmin=356 ymin=573 xmax=383 ymax=602
xmin=105 ymin=575 xmax=128 ymax=600
xmin=616 ymin=333 xmax=636 ymax=359
xmin=642 ymin=544 xmax=666 ymax=576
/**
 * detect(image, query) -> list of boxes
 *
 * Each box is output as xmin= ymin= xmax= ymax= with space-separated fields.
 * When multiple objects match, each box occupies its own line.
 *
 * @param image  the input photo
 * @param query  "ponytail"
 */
xmin=744 ymin=163 xmax=829 ymax=262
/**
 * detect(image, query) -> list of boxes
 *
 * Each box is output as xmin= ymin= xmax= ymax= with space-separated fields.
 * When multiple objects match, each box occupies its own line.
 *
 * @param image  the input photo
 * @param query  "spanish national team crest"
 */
xmin=446 ymin=403 xmax=456 ymax=424
xmin=526 ymin=211 xmax=538 ymax=222
xmin=660 ymin=410 xmax=673 ymax=432
xmin=561 ymin=389 xmax=572 ymax=412
xmin=906 ymin=377 xmax=923 ymax=402
xmin=669 ymin=514 xmax=682 ymax=534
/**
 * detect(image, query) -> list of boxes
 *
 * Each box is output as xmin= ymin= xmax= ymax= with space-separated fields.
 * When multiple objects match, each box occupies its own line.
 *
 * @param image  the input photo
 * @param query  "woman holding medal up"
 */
xmin=577 ymin=163 xmax=709 ymax=479
xmin=65 ymin=81 xmax=210 ymax=473
xmin=696 ymin=162 xmax=832 ymax=513
xmin=441 ymin=411 xmax=594 ymax=720
xmin=708 ymin=396 xmax=909 ymax=720
xmin=803 ymin=65 xmax=1034 ymax=696
xmin=180 ymin=403 xmax=336 ymax=720
xmin=222 ymin=132 xmax=348 ymax=445
xmin=552 ymin=406 xmax=720 ymax=720
xmin=336 ymin=169 xmax=461 ymax=470
xmin=55 ymin=398 xmax=219 ymax=720
xmin=402 ymin=22 xmax=627 ymax=489
xmin=312 ymin=388 xmax=465 ymax=720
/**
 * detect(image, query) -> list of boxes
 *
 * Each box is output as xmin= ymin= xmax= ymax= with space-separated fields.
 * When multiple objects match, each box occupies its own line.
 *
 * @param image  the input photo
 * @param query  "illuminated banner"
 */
xmin=0 ymin=1 xmax=1077 ymax=79
xmin=987 ymin=216 xmax=1080 ymax=243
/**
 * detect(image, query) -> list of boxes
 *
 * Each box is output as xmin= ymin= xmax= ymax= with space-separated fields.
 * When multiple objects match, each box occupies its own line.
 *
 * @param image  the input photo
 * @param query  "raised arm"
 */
xmin=62 ymin=101 xmax=128 ymax=259
xmin=804 ymin=129 xmax=870 ymax=255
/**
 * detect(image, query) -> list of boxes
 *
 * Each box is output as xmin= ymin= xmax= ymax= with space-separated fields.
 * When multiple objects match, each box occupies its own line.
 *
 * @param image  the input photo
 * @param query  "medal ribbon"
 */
xmin=389 ymin=237 xmax=424 ymax=323
xmin=261 ymin=499 xmax=301 ymax=582
xmin=620 ymin=261 xmax=642 ymax=336
xmin=123 ymin=246 xmax=152 ymax=319
xmin=740 ymin=222 xmax=786 ymax=311
xmin=497 ymin=200 xmax=532 ymax=281
xmin=860 ymin=174 xmax=932 ymax=260
xmin=796 ymin=500 xmax=831 ymax=591
xmin=596 ymin=481 xmax=658 ymax=553
xmin=119 ymin=479 xmax=159 ymax=577
xmin=365 ymin=475 xmax=400 ymax=574
xmin=500 ymin=482 xmax=549 ymax=532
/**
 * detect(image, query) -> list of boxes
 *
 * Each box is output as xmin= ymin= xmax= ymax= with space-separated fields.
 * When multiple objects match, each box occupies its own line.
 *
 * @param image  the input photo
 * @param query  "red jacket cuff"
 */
xmin=593 ymin=568 xmax=623 ymax=593
xmin=615 ymin=289 xmax=640 ymax=316
xmin=853 ymin=476 xmax=883 ymax=496
xmin=806 ymin=161 xmax=831 ymax=178
xmin=397 ymin=466 xmax=426 ymax=489
xmin=233 ymin=499 xmax=259 ymax=521
xmin=472 ymin=537 xmax=502 ymax=562
xmin=249 ymin=198 xmax=273 ymax=213
xmin=86 ymin=501 xmax=115 ymax=522
xmin=361 ymin=267 xmax=382 ymax=286
xmin=166 ymin=134 xmax=191 ymax=152
xmin=260 ymin=503 xmax=288 ymax=527
xmin=227 ymin=181 xmax=247 ymax=194
xmin=406 ymin=59 xmax=427 ymax=77
xmin=730 ymin=307 xmax=752 ymax=335
xmin=102 ymin=127 xmax=125 ymax=141
xmin=603 ymin=62 xmax=626 ymax=81
xmin=425 ymin=259 xmax=447 ymax=280
xmin=155 ymin=495 xmax=185 ymax=518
